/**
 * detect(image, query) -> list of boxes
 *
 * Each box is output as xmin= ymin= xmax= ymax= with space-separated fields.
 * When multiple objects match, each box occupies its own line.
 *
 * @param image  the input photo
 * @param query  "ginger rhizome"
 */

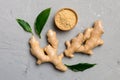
xmin=64 ymin=20 xmax=104 ymax=58
xmin=29 ymin=29 xmax=67 ymax=71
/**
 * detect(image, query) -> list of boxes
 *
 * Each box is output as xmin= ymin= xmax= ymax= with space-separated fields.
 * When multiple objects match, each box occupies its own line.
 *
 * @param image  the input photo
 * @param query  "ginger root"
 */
xmin=29 ymin=29 xmax=67 ymax=71
xmin=64 ymin=20 xmax=104 ymax=58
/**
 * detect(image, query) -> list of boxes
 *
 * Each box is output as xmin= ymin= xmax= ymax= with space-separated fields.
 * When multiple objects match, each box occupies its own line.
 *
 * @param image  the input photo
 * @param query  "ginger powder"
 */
xmin=54 ymin=8 xmax=78 ymax=31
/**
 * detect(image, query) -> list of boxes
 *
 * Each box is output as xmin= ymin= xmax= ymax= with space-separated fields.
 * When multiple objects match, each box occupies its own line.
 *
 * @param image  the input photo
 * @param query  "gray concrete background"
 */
xmin=0 ymin=0 xmax=120 ymax=80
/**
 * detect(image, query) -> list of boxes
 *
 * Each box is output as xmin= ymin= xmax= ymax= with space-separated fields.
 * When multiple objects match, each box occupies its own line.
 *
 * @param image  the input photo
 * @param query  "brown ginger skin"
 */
xmin=64 ymin=20 xmax=104 ymax=58
xmin=29 ymin=29 xmax=67 ymax=71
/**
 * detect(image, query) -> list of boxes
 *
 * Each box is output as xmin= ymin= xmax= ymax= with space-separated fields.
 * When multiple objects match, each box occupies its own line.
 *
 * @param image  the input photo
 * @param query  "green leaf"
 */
xmin=16 ymin=19 xmax=32 ymax=33
xmin=65 ymin=63 xmax=96 ymax=72
xmin=34 ymin=8 xmax=51 ymax=38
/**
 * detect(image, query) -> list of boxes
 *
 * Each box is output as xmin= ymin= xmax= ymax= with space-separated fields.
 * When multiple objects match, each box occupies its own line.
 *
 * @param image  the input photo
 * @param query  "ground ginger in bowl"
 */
xmin=54 ymin=8 xmax=78 ymax=31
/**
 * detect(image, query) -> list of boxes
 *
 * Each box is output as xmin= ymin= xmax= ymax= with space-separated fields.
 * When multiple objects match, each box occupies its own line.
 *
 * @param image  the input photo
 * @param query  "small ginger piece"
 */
xmin=29 ymin=29 xmax=67 ymax=71
xmin=64 ymin=20 xmax=104 ymax=58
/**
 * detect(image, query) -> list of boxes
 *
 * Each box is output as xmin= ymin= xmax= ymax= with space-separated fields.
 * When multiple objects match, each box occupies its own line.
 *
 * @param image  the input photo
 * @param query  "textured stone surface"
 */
xmin=0 ymin=0 xmax=120 ymax=80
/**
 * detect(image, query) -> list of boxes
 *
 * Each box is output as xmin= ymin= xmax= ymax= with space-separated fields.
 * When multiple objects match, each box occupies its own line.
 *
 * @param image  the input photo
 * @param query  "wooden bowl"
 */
xmin=54 ymin=8 xmax=78 ymax=31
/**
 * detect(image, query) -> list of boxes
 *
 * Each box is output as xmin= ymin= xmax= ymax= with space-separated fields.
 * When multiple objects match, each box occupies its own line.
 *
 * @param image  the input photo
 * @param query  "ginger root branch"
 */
xmin=29 ymin=29 xmax=67 ymax=71
xmin=64 ymin=20 xmax=104 ymax=58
